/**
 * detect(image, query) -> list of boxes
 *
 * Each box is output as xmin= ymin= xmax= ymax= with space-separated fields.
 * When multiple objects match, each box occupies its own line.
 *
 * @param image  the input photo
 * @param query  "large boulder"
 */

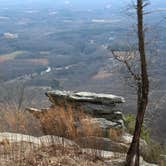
xmin=46 ymin=90 xmax=125 ymax=122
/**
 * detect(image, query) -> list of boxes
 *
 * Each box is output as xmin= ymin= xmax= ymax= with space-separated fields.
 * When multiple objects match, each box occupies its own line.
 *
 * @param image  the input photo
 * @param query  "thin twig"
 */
xmin=111 ymin=50 xmax=140 ymax=81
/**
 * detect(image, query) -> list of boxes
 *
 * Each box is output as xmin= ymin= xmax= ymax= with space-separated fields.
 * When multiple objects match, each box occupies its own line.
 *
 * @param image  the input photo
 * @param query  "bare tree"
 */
xmin=110 ymin=0 xmax=150 ymax=165
xmin=126 ymin=1 xmax=149 ymax=165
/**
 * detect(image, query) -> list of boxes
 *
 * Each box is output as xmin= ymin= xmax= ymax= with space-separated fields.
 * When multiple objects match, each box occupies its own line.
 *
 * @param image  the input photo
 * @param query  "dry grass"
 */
xmin=0 ymin=102 xmax=106 ymax=139
xmin=0 ymin=102 xmax=125 ymax=165
xmin=0 ymin=142 xmax=107 ymax=166
xmin=0 ymin=103 xmax=43 ymax=136
xmin=109 ymin=128 xmax=123 ymax=141
xmin=40 ymin=105 xmax=78 ymax=139
xmin=37 ymin=105 xmax=103 ymax=140
xmin=0 ymin=103 xmax=111 ymax=164
xmin=79 ymin=117 xmax=103 ymax=138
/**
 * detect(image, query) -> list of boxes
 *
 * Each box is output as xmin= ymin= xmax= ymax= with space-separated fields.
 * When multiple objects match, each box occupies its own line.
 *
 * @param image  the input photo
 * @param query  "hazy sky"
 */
xmin=0 ymin=0 xmax=165 ymax=10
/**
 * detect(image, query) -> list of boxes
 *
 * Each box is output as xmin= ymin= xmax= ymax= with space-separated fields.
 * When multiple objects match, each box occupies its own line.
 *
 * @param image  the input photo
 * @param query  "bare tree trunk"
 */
xmin=125 ymin=0 xmax=149 ymax=165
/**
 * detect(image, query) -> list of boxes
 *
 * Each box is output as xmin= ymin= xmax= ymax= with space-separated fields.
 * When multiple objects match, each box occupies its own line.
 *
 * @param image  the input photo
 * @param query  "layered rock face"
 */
xmin=27 ymin=90 xmax=126 ymax=141
xmin=45 ymin=90 xmax=125 ymax=105
xmin=46 ymin=90 xmax=125 ymax=126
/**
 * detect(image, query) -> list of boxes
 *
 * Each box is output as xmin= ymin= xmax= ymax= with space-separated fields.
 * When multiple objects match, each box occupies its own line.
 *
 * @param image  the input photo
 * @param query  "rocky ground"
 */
xmin=0 ymin=133 xmax=157 ymax=166
xmin=0 ymin=90 xmax=164 ymax=165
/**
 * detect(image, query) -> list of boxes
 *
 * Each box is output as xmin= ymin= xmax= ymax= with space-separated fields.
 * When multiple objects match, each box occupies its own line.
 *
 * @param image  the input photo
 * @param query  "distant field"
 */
xmin=0 ymin=51 xmax=27 ymax=63
xmin=92 ymin=69 xmax=112 ymax=80
xmin=23 ymin=58 xmax=49 ymax=66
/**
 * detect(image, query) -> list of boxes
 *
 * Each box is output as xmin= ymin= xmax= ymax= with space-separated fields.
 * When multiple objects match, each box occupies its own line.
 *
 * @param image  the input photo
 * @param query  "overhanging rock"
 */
xmin=46 ymin=90 xmax=125 ymax=123
xmin=46 ymin=90 xmax=125 ymax=105
xmin=26 ymin=90 xmax=126 ymax=137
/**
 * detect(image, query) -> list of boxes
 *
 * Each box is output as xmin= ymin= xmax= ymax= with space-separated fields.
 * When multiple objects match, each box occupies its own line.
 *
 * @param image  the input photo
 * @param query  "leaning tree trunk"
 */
xmin=125 ymin=0 xmax=149 ymax=165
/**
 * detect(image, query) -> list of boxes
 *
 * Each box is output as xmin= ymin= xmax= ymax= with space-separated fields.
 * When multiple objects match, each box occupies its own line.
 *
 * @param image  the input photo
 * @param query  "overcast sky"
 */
xmin=0 ymin=0 xmax=165 ymax=10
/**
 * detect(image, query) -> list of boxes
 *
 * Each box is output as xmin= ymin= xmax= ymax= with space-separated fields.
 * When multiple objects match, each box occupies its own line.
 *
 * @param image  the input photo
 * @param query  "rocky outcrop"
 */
xmin=46 ymin=90 xmax=125 ymax=105
xmin=15 ymin=90 xmax=159 ymax=165
xmin=27 ymin=90 xmax=125 ymax=138
xmin=46 ymin=90 xmax=125 ymax=122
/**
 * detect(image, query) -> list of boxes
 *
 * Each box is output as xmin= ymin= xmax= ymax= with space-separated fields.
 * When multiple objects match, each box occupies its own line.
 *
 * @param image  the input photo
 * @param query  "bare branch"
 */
xmin=111 ymin=50 xmax=140 ymax=81
xmin=144 ymin=9 xmax=166 ymax=15
xmin=142 ymin=2 xmax=150 ymax=8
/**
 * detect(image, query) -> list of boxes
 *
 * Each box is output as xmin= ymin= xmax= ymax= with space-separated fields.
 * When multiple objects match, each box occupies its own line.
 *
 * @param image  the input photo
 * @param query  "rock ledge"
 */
xmin=46 ymin=90 xmax=125 ymax=105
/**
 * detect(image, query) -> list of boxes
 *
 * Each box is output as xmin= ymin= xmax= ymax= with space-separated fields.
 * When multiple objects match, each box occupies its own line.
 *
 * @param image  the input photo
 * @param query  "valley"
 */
xmin=0 ymin=2 xmax=165 ymax=143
